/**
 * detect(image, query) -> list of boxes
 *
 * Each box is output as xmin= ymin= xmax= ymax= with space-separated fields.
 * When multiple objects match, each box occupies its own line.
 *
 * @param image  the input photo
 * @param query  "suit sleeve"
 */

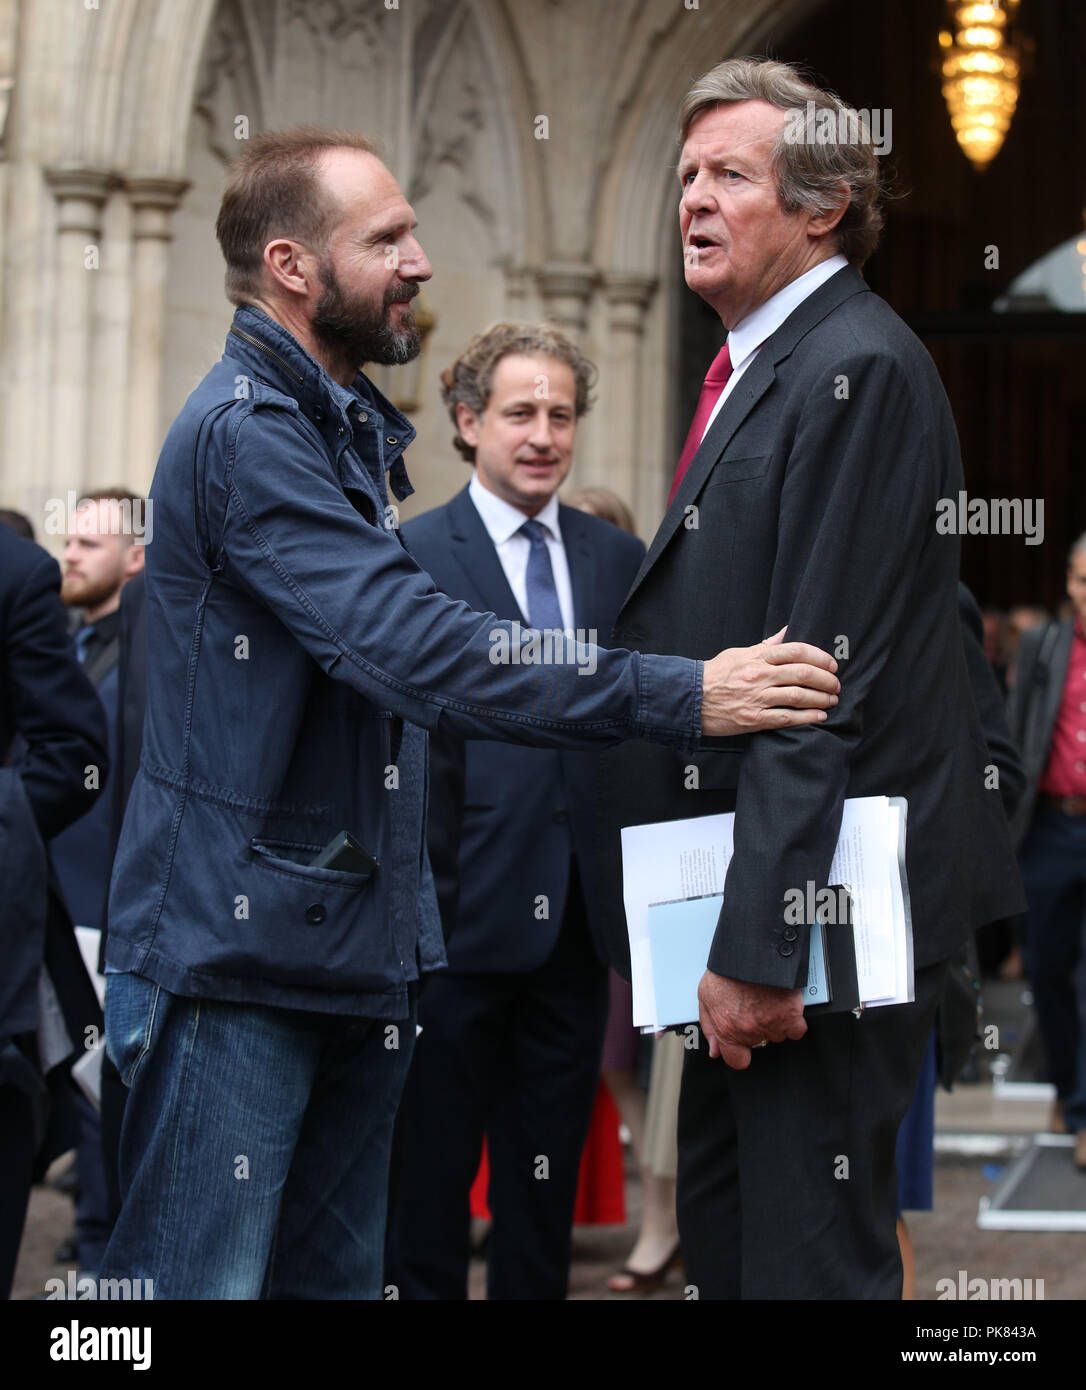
xmin=221 ymin=404 xmax=702 ymax=750
xmin=1005 ymin=623 xmax=1045 ymax=752
xmin=5 ymin=548 xmax=109 ymax=841
xmin=958 ymin=584 xmax=1025 ymax=821
xmin=707 ymin=352 xmax=937 ymax=986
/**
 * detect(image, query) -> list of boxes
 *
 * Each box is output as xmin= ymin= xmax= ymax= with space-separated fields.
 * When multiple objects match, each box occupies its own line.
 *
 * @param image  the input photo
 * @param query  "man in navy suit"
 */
xmin=389 ymin=323 xmax=642 ymax=1299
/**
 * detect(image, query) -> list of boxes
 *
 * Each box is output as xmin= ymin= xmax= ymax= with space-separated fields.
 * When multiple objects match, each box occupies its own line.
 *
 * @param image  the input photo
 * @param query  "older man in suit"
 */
xmin=595 ymin=57 xmax=1024 ymax=1299
xmin=389 ymin=323 xmax=645 ymax=1299
xmin=1008 ymin=534 xmax=1086 ymax=1167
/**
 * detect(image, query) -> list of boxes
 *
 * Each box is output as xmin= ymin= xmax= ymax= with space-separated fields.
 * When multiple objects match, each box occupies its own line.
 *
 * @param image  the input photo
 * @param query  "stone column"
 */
xmin=602 ymin=271 xmax=657 ymax=516
xmin=43 ymin=166 xmax=114 ymax=506
xmin=124 ymin=175 xmax=190 ymax=486
xmin=537 ymin=261 xmax=597 ymax=337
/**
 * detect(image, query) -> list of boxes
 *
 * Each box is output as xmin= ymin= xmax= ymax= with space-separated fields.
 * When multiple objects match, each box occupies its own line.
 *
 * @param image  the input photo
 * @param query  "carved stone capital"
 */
xmin=537 ymin=261 xmax=598 ymax=333
xmin=44 ymin=166 xmax=115 ymax=236
xmin=603 ymin=272 xmax=657 ymax=332
xmin=125 ymin=176 xmax=191 ymax=241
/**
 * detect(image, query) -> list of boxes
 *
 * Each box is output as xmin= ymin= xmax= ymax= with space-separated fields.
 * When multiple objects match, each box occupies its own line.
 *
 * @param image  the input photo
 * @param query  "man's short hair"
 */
xmin=75 ymin=487 xmax=147 ymax=544
xmin=440 ymin=322 xmax=597 ymax=464
xmin=0 ymin=508 xmax=34 ymax=540
xmin=679 ymin=57 xmax=884 ymax=267
xmin=1069 ymin=531 xmax=1086 ymax=564
xmin=215 ymin=127 xmax=381 ymax=306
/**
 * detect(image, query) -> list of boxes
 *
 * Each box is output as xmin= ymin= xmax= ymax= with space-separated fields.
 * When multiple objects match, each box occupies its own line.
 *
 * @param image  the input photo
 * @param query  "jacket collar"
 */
xmin=621 ymin=264 xmax=869 ymax=612
xmin=225 ymin=305 xmax=417 ymax=502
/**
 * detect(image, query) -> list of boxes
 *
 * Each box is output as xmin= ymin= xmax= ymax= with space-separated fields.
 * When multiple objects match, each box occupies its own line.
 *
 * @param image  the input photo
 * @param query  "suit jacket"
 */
xmin=596 ymin=264 xmax=1025 ymax=986
xmin=403 ymin=483 xmax=644 ymax=972
xmin=0 ymin=527 xmax=107 ymax=1041
xmin=958 ymin=583 xmax=1024 ymax=825
xmin=1006 ymin=616 xmax=1075 ymax=848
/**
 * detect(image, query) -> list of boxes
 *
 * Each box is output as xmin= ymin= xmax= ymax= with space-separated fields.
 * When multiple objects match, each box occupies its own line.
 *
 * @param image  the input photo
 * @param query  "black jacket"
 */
xmin=1006 ymin=616 xmax=1076 ymax=848
xmin=0 ymin=527 xmax=108 ymax=1041
xmin=596 ymin=265 xmax=1025 ymax=985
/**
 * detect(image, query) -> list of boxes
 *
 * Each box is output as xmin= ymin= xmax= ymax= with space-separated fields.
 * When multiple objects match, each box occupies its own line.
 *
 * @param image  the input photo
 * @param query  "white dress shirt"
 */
xmin=701 ymin=253 xmax=850 ymax=440
xmin=468 ymin=473 xmax=576 ymax=629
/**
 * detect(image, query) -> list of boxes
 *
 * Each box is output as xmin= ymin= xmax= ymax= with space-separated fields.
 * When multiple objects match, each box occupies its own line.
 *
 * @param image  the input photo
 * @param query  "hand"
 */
xmin=697 ymin=970 xmax=808 ymax=1070
xmin=700 ymin=628 xmax=839 ymax=737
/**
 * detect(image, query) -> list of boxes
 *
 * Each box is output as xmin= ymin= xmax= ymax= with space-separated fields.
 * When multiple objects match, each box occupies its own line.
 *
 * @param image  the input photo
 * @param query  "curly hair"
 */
xmin=440 ymin=322 xmax=597 ymax=463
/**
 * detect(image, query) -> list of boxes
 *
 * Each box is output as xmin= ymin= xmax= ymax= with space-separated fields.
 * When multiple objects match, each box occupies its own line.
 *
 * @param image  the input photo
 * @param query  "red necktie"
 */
xmin=667 ymin=342 xmax=733 ymax=506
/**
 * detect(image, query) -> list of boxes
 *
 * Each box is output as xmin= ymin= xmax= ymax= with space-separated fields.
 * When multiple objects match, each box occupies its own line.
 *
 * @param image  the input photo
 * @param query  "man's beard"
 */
xmin=312 ymin=261 xmax=421 ymax=369
xmin=60 ymin=571 xmax=120 ymax=612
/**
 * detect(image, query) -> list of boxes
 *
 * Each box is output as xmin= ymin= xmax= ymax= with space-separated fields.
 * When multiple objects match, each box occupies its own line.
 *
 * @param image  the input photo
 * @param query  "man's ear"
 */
xmin=808 ymin=180 xmax=851 ymax=241
xmin=125 ymin=543 xmax=146 ymax=579
xmin=263 ymin=238 xmax=314 ymax=299
xmin=455 ymin=401 xmax=482 ymax=448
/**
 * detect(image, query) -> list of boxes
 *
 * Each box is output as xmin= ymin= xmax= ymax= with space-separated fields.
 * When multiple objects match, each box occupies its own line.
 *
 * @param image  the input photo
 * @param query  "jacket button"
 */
xmin=778 ymin=942 xmax=795 ymax=957
xmin=782 ymin=927 xmax=799 ymax=942
xmin=305 ymin=903 xmax=327 ymax=925
xmin=552 ymin=809 xmax=569 ymax=825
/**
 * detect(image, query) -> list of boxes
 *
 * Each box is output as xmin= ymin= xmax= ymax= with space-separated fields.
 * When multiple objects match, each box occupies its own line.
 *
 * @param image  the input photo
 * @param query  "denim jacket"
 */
xmin=106 ymin=306 xmax=703 ymax=1018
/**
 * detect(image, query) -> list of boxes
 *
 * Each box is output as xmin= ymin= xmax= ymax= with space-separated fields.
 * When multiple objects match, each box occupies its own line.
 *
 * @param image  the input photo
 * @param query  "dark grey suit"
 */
xmin=1006 ymin=617 xmax=1086 ymax=1128
xmin=595 ymin=264 xmax=1024 ymax=1298
xmin=1007 ymin=617 xmax=1075 ymax=848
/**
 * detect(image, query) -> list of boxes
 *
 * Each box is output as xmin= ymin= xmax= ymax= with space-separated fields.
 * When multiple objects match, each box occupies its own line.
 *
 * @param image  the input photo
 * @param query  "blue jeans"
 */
xmin=100 ymin=972 xmax=414 ymax=1298
xmin=1019 ymin=804 xmax=1086 ymax=1131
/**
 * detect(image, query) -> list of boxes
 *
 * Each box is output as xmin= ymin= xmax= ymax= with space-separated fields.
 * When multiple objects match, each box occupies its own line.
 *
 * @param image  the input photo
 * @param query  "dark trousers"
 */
xmin=1019 ymin=804 xmax=1086 ymax=1130
xmin=389 ymin=873 xmax=607 ymax=1300
xmin=0 ymin=1084 xmax=36 ymax=1298
xmin=676 ymin=957 xmax=948 ymax=1300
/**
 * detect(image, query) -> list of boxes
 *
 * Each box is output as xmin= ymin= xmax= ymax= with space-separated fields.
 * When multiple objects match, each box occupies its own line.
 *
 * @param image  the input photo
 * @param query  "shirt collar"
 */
xmin=226 ymin=305 xmax=417 ymax=499
xmin=468 ymin=473 xmax=563 ymax=546
xmin=723 ymin=253 xmax=850 ymax=372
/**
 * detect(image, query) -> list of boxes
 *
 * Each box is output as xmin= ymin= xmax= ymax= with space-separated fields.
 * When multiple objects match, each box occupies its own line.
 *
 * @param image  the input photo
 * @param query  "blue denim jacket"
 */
xmin=106 ymin=306 xmax=703 ymax=1018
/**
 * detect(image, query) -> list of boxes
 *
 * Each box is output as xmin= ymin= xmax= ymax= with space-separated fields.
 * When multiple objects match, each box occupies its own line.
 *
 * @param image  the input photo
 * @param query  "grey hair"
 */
xmin=679 ymin=57 xmax=884 ymax=267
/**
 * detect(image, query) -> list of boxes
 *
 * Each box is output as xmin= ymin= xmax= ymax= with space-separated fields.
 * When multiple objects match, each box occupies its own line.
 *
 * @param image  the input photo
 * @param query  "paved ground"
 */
xmin=13 ymin=1083 xmax=1085 ymax=1302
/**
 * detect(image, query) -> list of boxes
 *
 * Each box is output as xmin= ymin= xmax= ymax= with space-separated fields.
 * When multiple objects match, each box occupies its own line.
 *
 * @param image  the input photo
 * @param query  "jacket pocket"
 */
xmin=238 ymin=837 xmax=392 ymax=992
xmin=705 ymin=454 xmax=771 ymax=485
xmin=249 ymin=837 xmax=375 ymax=886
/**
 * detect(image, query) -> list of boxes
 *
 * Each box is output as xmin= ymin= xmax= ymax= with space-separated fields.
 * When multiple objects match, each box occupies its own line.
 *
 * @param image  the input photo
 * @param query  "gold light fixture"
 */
xmin=939 ymin=1 xmax=1021 ymax=171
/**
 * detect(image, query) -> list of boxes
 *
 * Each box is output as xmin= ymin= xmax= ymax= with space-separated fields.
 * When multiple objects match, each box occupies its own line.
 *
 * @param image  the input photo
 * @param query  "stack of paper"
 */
xmin=620 ymin=795 xmax=913 ymax=1031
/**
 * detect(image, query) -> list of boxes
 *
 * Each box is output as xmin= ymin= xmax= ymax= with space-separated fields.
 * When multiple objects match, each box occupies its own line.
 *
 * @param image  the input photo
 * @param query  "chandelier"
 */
xmin=939 ymin=1 xmax=1022 ymax=171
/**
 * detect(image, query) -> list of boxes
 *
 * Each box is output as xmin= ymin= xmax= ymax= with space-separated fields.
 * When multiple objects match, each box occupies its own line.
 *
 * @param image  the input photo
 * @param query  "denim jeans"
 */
xmin=100 ymin=972 xmax=415 ymax=1298
xmin=1019 ymin=804 xmax=1086 ymax=1131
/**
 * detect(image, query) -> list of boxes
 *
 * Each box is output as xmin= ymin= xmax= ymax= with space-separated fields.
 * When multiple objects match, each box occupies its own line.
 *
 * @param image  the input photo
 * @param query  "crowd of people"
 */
xmin=2 ymin=55 xmax=1083 ymax=1302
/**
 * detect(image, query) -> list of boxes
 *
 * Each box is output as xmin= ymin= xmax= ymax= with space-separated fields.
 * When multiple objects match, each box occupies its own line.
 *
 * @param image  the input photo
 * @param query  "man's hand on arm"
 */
xmin=697 ymin=970 xmax=807 ymax=1070
xmin=700 ymin=627 xmax=839 ymax=737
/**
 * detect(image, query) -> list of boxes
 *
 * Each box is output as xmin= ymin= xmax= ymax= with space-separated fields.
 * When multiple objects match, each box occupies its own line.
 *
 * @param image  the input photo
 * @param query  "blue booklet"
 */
xmin=646 ymin=894 xmax=829 ymax=1027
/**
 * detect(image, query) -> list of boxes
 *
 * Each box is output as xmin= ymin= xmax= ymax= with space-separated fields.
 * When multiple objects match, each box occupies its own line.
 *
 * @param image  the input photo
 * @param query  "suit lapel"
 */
xmin=621 ymin=264 xmax=871 ymax=616
xmin=623 ymin=349 xmax=776 ymax=609
xmin=445 ymin=484 xmax=527 ymax=622
xmin=558 ymin=504 xmax=595 ymax=630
